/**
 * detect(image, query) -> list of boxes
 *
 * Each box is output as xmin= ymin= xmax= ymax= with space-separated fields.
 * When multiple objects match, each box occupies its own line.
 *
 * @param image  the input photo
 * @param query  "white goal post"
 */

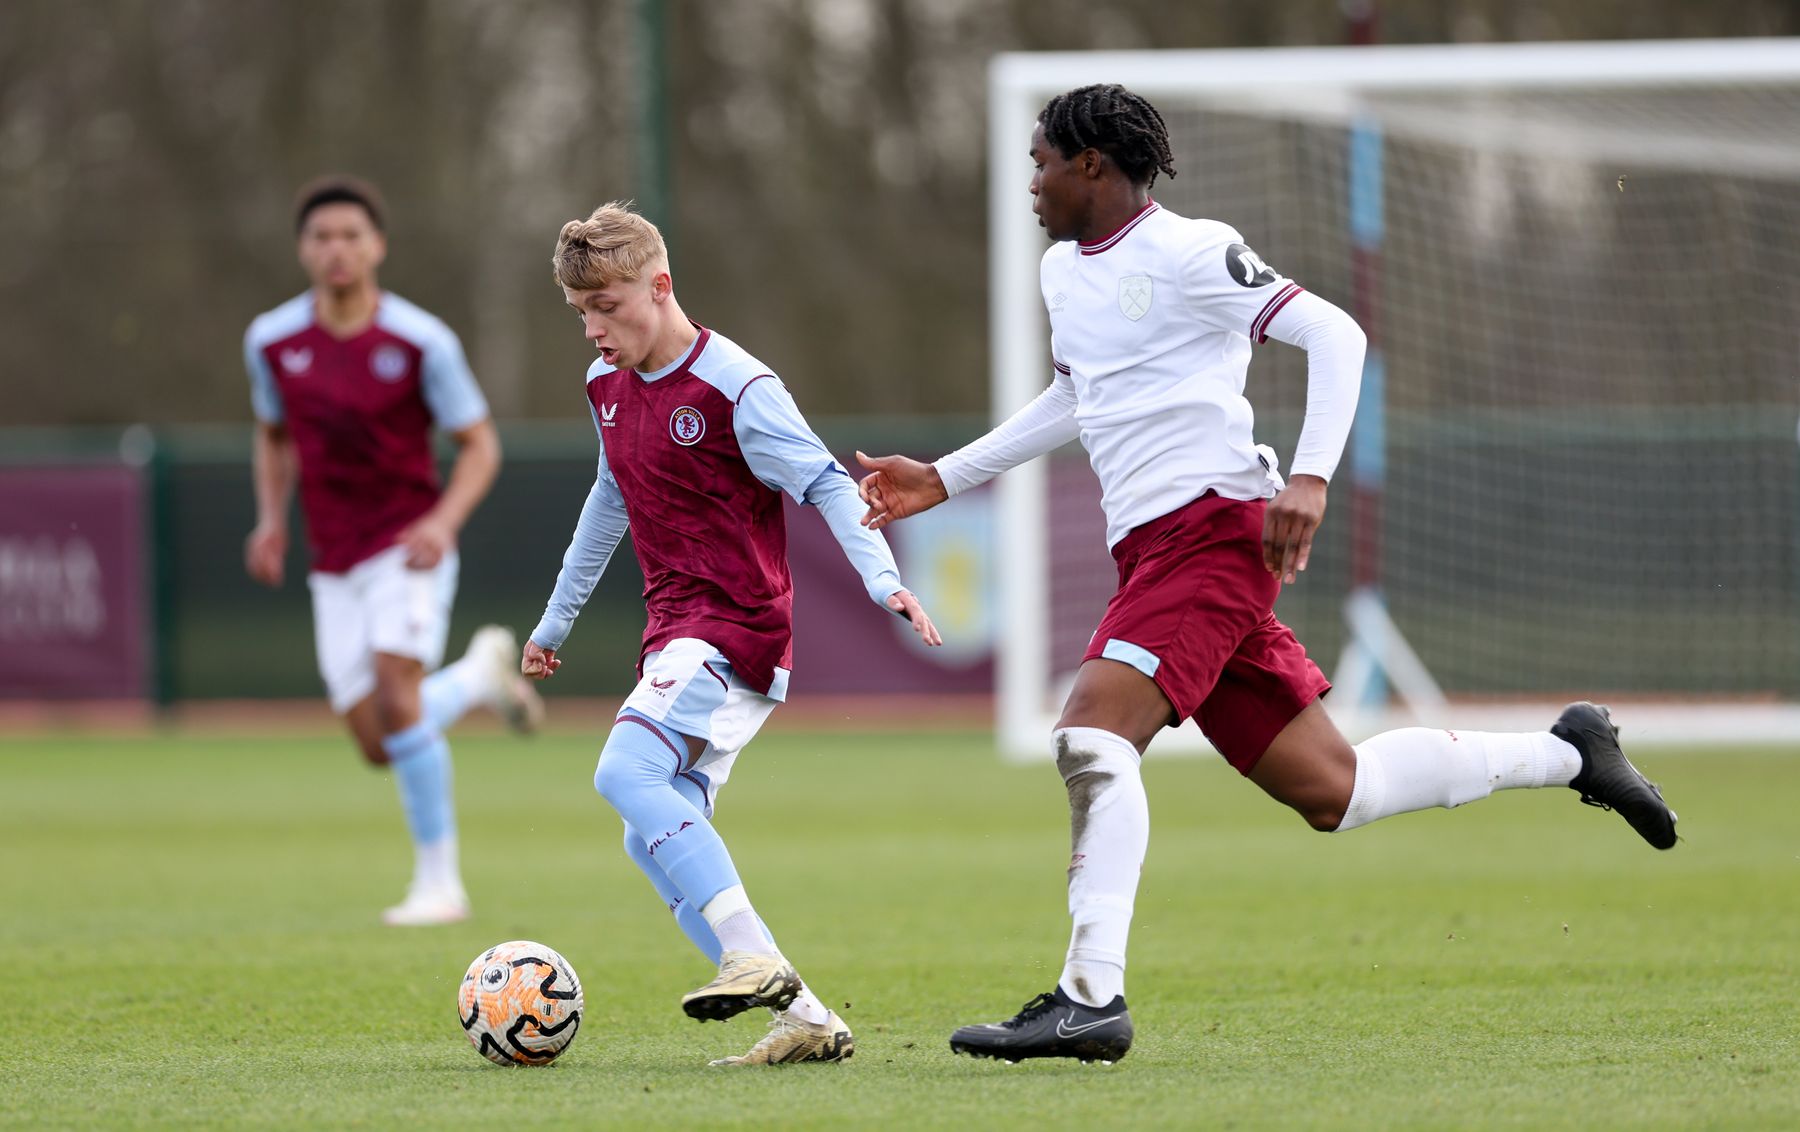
xmin=989 ymin=39 xmax=1800 ymax=759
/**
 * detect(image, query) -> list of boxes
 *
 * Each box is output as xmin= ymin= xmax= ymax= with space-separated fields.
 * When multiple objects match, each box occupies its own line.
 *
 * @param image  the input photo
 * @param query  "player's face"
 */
xmin=564 ymin=274 xmax=665 ymax=370
xmin=297 ymin=203 xmax=385 ymax=292
xmin=1029 ymin=123 xmax=1087 ymax=242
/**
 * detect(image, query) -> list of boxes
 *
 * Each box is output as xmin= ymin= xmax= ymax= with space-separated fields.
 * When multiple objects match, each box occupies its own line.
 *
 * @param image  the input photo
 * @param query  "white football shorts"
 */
xmin=616 ymin=637 xmax=784 ymax=814
xmin=307 ymin=544 xmax=459 ymax=713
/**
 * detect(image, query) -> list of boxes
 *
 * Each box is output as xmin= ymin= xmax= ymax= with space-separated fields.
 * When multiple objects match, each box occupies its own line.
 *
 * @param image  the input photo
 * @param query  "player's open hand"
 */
xmin=856 ymin=451 xmax=949 ymax=530
xmin=244 ymin=522 xmax=287 ymax=588
xmin=396 ymin=513 xmax=456 ymax=569
xmin=521 ymin=640 xmax=560 ymax=680
xmin=1263 ymin=474 xmax=1328 ymax=584
xmin=887 ymin=589 xmax=944 ymax=647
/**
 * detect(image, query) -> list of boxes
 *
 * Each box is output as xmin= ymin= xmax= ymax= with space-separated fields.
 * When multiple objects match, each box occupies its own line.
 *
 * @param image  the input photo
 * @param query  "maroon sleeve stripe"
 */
xmin=1252 ymin=283 xmax=1304 ymax=343
xmin=735 ymin=373 xmax=776 ymax=405
xmin=1053 ymin=359 xmax=1071 ymax=375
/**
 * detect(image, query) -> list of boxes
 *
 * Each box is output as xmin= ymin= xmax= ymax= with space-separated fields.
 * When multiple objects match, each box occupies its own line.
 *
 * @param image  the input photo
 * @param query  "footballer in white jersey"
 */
xmin=858 ymin=83 xmax=1679 ymax=1065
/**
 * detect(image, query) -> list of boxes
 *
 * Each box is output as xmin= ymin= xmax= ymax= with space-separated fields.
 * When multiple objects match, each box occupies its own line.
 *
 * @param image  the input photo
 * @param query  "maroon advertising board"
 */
xmin=0 ymin=465 xmax=148 ymax=699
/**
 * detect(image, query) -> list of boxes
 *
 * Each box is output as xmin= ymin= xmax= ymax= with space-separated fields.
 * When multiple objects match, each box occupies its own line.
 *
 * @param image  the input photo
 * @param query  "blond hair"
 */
xmin=552 ymin=201 xmax=667 ymax=290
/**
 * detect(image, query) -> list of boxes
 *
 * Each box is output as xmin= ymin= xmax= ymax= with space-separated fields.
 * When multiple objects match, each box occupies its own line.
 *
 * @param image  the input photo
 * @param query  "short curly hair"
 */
xmin=1039 ymin=84 xmax=1177 ymax=189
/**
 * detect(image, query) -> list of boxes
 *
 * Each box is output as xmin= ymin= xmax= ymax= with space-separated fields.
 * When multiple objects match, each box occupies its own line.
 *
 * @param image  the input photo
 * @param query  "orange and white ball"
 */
xmin=458 ymin=941 xmax=584 ymax=1066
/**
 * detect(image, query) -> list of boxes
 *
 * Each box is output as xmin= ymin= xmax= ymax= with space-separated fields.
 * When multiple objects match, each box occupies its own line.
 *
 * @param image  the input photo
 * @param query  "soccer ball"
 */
xmin=458 ymin=940 xmax=584 ymax=1066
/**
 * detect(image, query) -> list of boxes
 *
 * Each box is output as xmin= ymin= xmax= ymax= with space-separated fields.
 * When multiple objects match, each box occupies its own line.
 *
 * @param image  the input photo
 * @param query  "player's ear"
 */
xmin=1078 ymin=147 xmax=1106 ymax=179
xmin=650 ymin=270 xmax=673 ymax=303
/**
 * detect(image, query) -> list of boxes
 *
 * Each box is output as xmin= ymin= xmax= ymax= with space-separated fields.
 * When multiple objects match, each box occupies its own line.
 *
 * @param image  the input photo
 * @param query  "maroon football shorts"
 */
xmin=1080 ymin=491 xmax=1331 ymax=774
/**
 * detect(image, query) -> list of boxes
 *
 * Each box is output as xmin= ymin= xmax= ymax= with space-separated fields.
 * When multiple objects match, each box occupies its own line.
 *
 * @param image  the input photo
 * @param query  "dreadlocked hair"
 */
xmin=1039 ymin=83 xmax=1177 ymax=188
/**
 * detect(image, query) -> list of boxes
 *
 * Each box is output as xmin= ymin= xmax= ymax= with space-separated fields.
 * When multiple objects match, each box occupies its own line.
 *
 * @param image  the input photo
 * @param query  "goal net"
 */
xmin=988 ymin=39 xmax=1800 ymax=757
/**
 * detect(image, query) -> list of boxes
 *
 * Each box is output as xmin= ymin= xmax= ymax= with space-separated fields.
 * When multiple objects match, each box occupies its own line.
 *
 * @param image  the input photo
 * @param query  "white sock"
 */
xmin=700 ymin=885 xmax=777 ymax=956
xmin=421 ymin=656 xmax=487 ymax=732
xmin=784 ymin=985 xmax=830 ymax=1025
xmin=1053 ymin=727 xmax=1147 ymax=1008
xmin=413 ymin=836 xmax=463 ymax=895
xmin=1337 ymin=728 xmax=1581 ymax=831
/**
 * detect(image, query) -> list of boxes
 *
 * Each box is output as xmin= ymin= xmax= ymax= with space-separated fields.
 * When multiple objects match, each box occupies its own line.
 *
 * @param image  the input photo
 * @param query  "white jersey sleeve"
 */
xmin=933 ymin=358 xmax=1080 ymax=496
xmin=1179 ymin=225 xmax=1306 ymax=344
xmin=1263 ymin=290 xmax=1367 ymax=483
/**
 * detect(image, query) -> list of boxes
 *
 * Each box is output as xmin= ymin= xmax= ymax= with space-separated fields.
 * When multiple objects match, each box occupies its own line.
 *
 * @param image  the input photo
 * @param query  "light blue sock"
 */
xmin=594 ymin=710 xmax=741 ymax=913
xmin=383 ymin=721 xmax=455 ymax=846
xmin=420 ymin=656 xmax=483 ymax=733
xmin=622 ymin=814 xmax=723 ymax=964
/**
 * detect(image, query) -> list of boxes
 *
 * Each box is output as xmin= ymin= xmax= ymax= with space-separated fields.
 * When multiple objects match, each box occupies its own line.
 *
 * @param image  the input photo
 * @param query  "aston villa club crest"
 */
xmin=370 ymin=344 xmax=409 ymax=382
xmin=669 ymin=406 xmax=705 ymax=446
xmin=1118 ymin=275 xmax=1153 ymax=321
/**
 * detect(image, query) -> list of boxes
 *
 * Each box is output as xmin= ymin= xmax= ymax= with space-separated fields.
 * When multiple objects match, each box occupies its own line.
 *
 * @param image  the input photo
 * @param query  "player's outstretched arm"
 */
xmin=732 ymin=379 xmax=946 ymax=647
xmin=861 ymin=369 xmax=1081 ymax=530
xmin=794 ymin=462 xmax=943 ymax=647
xmin=855 ymin=452 xmax=948 ymax=530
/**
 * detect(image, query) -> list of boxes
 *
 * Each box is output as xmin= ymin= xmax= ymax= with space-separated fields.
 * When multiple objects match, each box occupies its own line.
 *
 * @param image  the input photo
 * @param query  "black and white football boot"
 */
xmin=949 ymin=987 xmax=1133 ymax=1064
xmin=1555 ymin=702 xmax=1679 ymax=850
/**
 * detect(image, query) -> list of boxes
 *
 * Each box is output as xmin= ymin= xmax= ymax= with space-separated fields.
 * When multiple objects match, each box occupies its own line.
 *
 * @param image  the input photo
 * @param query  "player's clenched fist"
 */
xmin=521 ymin=640 xmax=561 ymax=680
xmin=244 ymin=522 xmax=288 ymax=588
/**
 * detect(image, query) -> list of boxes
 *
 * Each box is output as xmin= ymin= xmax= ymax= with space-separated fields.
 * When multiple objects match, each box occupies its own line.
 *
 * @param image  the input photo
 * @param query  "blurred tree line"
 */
xmin=2 ymin=0 xmax=1794 ymax=427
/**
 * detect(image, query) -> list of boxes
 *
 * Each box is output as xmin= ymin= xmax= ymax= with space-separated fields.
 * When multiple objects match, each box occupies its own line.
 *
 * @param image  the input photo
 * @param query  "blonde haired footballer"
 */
xmin=523 ymin=202 xmax=942 ymax=1066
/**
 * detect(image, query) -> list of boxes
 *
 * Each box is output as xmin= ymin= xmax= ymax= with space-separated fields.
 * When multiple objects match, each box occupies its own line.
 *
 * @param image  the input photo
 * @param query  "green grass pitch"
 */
xmin=2 ymin=725 xmax=1796 ymax=1129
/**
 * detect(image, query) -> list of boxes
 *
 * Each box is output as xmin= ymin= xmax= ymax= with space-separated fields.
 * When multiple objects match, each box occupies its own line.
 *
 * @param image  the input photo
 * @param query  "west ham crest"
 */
xmin=1118 ymin=275 xmax=1153 ymax=321
xmin=669 ymin=405 xmax=706 ymax=446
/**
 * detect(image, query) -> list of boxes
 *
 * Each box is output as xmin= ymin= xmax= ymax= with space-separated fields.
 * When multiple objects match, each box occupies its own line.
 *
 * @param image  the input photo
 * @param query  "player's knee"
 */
xmin=593 ymin=737 xmax=655 ymax=809
xmin=593 ymin=752 xmax=630 ymax=807
xmin=372 ymin=687 xmax=418 ymax=736
xmin=1053 ymin=727 xmax=1139 ymax=787
xmin=355 ymin=736 xmax=390 ymax=766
